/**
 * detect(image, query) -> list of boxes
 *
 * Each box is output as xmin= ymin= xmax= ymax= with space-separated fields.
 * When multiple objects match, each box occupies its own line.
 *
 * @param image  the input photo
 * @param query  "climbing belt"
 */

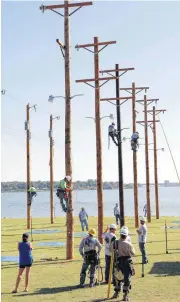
xmin=87 ymin=261 xmax=104 ymax=285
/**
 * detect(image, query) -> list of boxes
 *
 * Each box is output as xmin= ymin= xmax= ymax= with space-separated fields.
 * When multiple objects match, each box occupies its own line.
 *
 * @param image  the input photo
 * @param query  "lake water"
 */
xmin=1 ymin=187 xmax=180 ymax=218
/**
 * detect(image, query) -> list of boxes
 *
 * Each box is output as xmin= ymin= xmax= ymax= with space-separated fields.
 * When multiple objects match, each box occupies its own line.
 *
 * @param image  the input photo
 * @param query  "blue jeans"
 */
xmin=81 ymin=219 xmax=88 ymax=231
xmin=115 ymin=214 xmax=120 ymax=225
xmin=139 ymin=242 xmax=147 ymax=263
xmin=80 ymin=260 xmax=96 ymax=285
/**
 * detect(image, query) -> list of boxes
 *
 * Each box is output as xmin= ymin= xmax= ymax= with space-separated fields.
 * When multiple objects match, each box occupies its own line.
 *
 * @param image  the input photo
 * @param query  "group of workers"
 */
xmin=26 ymin=181 xmax=148 ymax=301
xmin=77 ymin=216 xmax=148 ymax=301
xmin=108 ymin=122 xmax=139 ymax=152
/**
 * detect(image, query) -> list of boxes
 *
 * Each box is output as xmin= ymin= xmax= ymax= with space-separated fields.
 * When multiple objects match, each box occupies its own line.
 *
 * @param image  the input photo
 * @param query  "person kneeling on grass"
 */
xmin=12 ymin=233 xmax=33 ymax=293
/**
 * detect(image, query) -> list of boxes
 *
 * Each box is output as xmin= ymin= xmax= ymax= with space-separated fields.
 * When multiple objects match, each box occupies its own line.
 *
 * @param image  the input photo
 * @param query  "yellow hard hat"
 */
xmin=88 ymin=228 xmax=96 ymax=236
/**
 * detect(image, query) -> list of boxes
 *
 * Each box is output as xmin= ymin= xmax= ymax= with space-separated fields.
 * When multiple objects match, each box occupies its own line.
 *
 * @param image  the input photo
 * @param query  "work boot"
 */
xmin=89 ymin=282 xmax=94 ymax=288
xmin=122 ymin=293 xmax=129 ymax=301
xmin=112 ymin=291 xmax=119 ymax=299
xmin=77 ymin=283 xmax=84 ymax=288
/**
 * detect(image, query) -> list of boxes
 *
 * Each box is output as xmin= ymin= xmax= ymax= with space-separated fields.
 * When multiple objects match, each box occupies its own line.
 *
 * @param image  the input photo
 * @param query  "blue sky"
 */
xmin=1 ymin=1 xmax=180 ymax=182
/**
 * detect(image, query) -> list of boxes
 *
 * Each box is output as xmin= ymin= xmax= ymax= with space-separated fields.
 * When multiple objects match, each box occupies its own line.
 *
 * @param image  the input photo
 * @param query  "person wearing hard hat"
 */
xmin=79 ymin=207 xmax=89 ymax=231
xmin=102 ymin=224 xmax=117 ymax=283
xmin=131 ymin=131 xmax=139 ymax=152
xmin=78 ymin=228 xmax=102 ymax=288
xmin=114 ymin=203 xmax=121 ymax=225
xmin=136 ymin=216 xmax=148 ymax=264
xmin=121 ymin=226 xmax=131 ymax=243
xmin=28 ymin=185 xmax=37 ymax=206
xmin=56 ymin=176 xmax=72 ymax=213
xmin=108 ymin=122 xmax=119 ymax=146
xmin=111 ymin=227 xmax=135 ymax=301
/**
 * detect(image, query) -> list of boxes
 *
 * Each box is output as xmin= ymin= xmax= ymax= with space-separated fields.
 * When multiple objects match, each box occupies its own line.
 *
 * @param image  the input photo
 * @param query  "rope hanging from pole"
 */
xmin=158 ymin=114 xmax=180 ymax=183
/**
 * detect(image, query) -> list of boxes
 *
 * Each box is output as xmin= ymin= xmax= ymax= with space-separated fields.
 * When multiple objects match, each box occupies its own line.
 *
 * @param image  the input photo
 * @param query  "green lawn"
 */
xmin=1 ymin=216 xmax=180 ymax=302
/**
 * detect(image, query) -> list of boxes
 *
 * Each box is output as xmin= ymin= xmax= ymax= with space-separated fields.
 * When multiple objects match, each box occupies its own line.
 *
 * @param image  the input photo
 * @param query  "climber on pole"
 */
xmin=56 ymin=176 xmax=73 ymax=213
xmin=108 ymin=122 xmax=119 ymax=146
xmin=131 ymin=132 xmax=139 ymax=152
xmin=28 ymin=186 xmax=37 ymax=206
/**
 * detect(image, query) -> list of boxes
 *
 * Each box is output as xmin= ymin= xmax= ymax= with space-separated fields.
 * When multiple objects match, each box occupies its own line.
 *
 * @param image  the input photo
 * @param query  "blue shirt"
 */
xmin=19 ymin=241 xmax=33 ymax=265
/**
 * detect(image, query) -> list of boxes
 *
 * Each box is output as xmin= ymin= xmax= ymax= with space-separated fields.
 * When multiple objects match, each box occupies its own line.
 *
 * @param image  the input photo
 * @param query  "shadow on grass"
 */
xmin=1 ymin=258 xmax=82 ymax=269
xmin=149 ymin=261 xmax=180 ymax=276
xmin=14 ymin=285 xmax=88 ymax=296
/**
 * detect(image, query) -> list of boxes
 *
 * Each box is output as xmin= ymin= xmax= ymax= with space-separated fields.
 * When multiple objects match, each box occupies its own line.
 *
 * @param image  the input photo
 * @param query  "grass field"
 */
xmin=1 ymin=216 xmax=180 ymax=302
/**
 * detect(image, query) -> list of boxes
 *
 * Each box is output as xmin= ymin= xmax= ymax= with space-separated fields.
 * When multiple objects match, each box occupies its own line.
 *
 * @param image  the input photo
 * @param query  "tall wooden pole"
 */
xmin=144 ymin=94 xmax=151 ymax=222
xmin=26 ymin=104 xmax=31 ymax=229
xmin=116 ymin=64 xmax=124 ymax=227
xmin=39 ymin=0 xmax=92 ymax=260
xmin=64 ymin=0 xmax=74 ymax=260
xmin=94 ymin=37 xmax=104 ymax=242
xmin=132 ymin=83 xmax=139 ymax=228
xmin=75 ymin=39 xmax=116 ymax=243
xmin=50 ymin=115 xmax=54 ymax=224
xmin=153 ymin=106 xmax=159 ymax=219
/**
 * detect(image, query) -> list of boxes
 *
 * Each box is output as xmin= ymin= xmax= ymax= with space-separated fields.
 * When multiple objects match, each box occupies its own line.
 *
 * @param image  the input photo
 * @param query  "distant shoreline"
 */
xmin=1 ymin=180 xmax=180 ymax=193
xmin=2 ymin=185 xmax=180 ymax=193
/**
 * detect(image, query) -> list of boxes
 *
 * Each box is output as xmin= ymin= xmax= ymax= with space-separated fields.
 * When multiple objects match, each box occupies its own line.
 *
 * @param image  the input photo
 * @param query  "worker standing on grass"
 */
xmin=121 ymin=226 xmax=131 ymax=243
xmin=143 ymin=204 xmax=147 ymax=217
xmin=114 ymin=203 xmax=121 ymax=225
xmin=111 ymin=228 xmax=135 ymax=301
xmin=56 ymin=176 xmax=72 ymax=213
xmin=77 ymin=229 xmax=102 ymax=288
xmin=28 ymin=186 xmax=37 ymax=205
xmin=137 ymin=216 xmax=148 ymax=264
xmin=79 ymin=207 xmax=89 ymax=231
xmin=12 ymin=233 xmax=33 ymax=294
xmin=102 ymin=224 xmax=117 ymax=283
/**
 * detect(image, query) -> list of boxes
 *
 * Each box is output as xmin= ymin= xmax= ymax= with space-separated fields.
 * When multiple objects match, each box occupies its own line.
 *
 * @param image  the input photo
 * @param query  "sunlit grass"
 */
xmin=1 ymin=216 xmax=180 ymax=302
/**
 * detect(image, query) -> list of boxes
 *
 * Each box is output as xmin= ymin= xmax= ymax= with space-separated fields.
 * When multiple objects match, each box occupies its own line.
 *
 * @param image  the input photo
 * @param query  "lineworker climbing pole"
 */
xmin=56 ymin=176 xmax=73 ymax=213
xmin=131 ymin=131 xmax=139 ymax=152
xmin=108 ymin=122 xmax=119 ymax=146
xmin=28 ymin=186 xmax=37 ymax=206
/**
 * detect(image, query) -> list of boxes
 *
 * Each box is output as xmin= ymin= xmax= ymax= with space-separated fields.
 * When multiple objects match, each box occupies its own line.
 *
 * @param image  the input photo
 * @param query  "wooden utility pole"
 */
xmin=49 ymin=115 xmax=54 ymax=224
xmin=40 ymin=0 xmax=92 ymax=260
xmin=26 ymin=104 xmax=31 ymax=229
xmin=137 ymin=97 xmax=159 ymax=222
xmin=49 ymin=115 xmax=60 ymax=224
xmin=99 ymin=66 xmax=134 ymax=227
xmin=144 ymin=94 xmax=151 ymax=222
xmin=119 ymin=84 xmax=149 ymax=227
xmin=147 ymin=107 xmax=166 ymax=219
xmin=76 ymin=38 xmax=116 ymax=242
xmin=153 ymin=107 xmax=158 ymax=219
xmin=132 ymin=83 xmax=139 ymax=228
xmin=25 ymin=103 xmax=37 ymax=229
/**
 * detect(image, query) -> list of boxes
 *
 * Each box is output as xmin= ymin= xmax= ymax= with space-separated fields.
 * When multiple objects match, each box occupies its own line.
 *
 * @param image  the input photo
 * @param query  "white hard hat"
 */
xmin=65 ymin=175 xmax=71 ymax=182
xmin=109 ymin=224 xmax=117 ymax=230
xmin=122 ymin=226 xmax=129 ymax=232
xmin=120 ymin=228 xmax=128 ymax=236
xmin=140 ymin=216 xmax=146 ymax=222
